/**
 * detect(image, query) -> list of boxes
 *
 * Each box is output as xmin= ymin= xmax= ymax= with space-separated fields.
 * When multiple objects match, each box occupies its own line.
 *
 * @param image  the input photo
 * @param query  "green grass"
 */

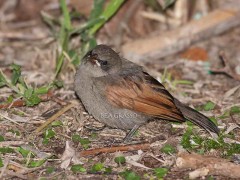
xmin=0 ymin=0 xmax=125 ymax=108
xmin=0 ymin=64 xmax=58 ymax=107
xmin=51 ymin=0 xmax=125 ymax=78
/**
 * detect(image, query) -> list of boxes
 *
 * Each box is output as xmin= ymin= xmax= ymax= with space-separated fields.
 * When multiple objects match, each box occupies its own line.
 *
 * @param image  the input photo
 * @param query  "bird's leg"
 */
xmin=123 ymin=125 xmax=140 ymax=142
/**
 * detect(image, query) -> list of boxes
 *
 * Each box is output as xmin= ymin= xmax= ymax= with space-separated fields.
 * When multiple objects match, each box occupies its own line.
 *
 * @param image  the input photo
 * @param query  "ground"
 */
xmin=0 ymin=0 xmax=240 ymax=179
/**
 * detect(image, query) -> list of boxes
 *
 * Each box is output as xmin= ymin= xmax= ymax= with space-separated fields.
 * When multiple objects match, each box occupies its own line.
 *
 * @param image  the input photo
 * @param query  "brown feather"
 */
xmin=106 ymin=77 xmax=185 ymax=122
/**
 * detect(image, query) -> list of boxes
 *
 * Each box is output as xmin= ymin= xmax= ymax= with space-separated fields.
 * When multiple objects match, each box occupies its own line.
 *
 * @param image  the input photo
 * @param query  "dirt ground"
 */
xmin=0 ymin=0 xmax=240 ymax=179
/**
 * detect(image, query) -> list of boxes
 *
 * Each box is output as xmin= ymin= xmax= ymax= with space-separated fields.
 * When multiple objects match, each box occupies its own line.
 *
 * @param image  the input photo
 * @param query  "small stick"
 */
xmin=34 ymin=102 xmax=75 ymax=134
xmin=79 ymin=143 xmax=150 ymax=157
xmin=211 ymin=51 xmax=240 ymax=81
xmin=0 ymin=141 xmax=25 ymax=147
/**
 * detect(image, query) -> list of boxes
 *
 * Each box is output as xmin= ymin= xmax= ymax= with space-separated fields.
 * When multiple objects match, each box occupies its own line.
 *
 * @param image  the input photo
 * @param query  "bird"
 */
xmin=74 ymin=44 xmax=219 ymax=141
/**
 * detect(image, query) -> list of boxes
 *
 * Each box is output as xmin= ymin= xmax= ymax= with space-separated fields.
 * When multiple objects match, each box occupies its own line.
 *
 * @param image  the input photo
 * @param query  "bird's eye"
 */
xmin=98 ymin=60 xmax=108 ymax=66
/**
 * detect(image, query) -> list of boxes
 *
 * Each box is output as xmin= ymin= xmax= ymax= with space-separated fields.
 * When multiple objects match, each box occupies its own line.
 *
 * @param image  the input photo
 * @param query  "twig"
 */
xmin=79 ymin=143 xmax=150 ymax=157
xmin=176 ymin=153 xmax=240 ymax=179
xmin=210 ymin=51 xmax=240 ymax=81
xmin=34 ymin=102 xmax=75 ymax=134
xmin=0 ymin=112 xmax=21 ymax=126
xmin=0 ymin=91 xmax=53 ymax=109
xmin=0 ymin=141 xmax=25 ymax=147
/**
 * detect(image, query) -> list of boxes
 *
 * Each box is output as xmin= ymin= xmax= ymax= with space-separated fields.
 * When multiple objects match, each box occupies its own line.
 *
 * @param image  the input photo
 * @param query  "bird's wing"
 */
xmin=98 ymin=71 xmax=185 ymax=122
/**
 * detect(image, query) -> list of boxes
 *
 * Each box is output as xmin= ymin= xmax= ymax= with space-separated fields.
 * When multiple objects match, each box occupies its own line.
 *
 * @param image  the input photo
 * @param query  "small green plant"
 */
xmin=202 ymin=101 xmax=216 ymax=111
xmin=218 ymin=106 xmax=240 ymax=119
xmin=28 ymin=159 xmax=47 ymax=168
xmin=0 ymin=147 xmax=15 ymax=154
xmin=120 ymin=170 xmax=140 ymax=180
xmin=154 ymin=167 xmax=168 ymax=179
xmin=71 ymin=164 xmax=86 ymax=173
xmin=91 ymin=162 xmax=104 ymax=173
xmin=114 ymin=156 xmax=126 ymax=165
xmin=42 ymin=0 xmax=125 ymax=78
xmin=160 ymin=144 xmax=176 ymax=154
xmin=0 ymin=158 xmax=3 ymax=167
xmin=17 ymin=147 xmax=34 ymax=158
xmin=51 ymin=120 xmax=63 ymax=127
xmin=46 ymin=167 xmax=55 ymax=174
xmin=43 ymin=128 xmax=56 ymax=144
xmin=0 ymin=135 xmax=4 ymax=142
xmin=17 ymin=146 xmax=49 ymax=168
xmin=161 ymin=68 xmax=193 ymax=90
xmin=0 ymin=64 xmax=57 ymax=107
xmin=90 ymin=162 xmax=112 ymax=174
xmin=181 ymin=124 xmax=240 ymax=157
xmin=72 ymin=134 xmax=90 ymax=149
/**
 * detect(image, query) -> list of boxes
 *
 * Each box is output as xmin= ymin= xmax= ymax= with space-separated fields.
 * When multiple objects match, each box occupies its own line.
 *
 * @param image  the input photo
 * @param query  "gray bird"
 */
xmin=74 ymin=44 xmax=219 ymax=140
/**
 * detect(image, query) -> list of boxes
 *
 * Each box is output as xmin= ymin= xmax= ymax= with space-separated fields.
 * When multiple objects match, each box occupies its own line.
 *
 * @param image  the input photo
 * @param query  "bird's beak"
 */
xmin=93 ymin=59 xmax=101 ymax=67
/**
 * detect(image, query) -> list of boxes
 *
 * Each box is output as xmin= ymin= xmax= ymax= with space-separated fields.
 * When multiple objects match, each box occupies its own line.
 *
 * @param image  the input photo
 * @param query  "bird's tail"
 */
xmin=174 ymin=98 xmax=219 ymax=134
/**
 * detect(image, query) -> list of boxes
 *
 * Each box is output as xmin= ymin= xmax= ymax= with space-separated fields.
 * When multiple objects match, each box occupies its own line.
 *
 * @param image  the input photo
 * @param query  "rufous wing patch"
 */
xmin=106 ymin=77 xmax=185 ymax=122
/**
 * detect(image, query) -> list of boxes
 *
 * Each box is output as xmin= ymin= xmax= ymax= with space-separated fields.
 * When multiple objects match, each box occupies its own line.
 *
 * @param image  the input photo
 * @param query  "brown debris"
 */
xmin=211 ymin=51 xmax=240 ymax=81
xmin=180 ymin=47 xmax=208 ymax=61
xmin=176 ymin=153 xmax=240 ymax=179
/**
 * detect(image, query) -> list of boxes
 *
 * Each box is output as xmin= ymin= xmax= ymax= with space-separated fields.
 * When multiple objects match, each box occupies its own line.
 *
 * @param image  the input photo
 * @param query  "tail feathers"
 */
xmin=174 ymin=98 xmax=220 ymax=134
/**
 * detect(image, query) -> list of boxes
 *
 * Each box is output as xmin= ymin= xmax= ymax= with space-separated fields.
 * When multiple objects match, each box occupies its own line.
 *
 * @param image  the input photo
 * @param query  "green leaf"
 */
xmin=0 ymin=70 xmax=7 ymax=88
xmin=44 ymin=129 xmax=56 ymax=139
xmin=72 ymin=134 xmax=81 ymax=142
xmin=59 ymin=0 xmax=72 ymax=30
xmin=0 ymin=135 xmax=4 ymax=142
xmin=161 ymin=144 xmax=176 ymax=154
xmin=181 ymin=127 xmax=193 ymax=149
xmin=72 ymin=134 xmax=90 ymax=149
xmin=91 ymin=163 xmax=104 ymax=173
xmin=104 ymin=167 xmax=112 ymax=174
xmin=89 ymin=0 xmax=125 ymax=35
xmin=43 ymin=129 xmax=56 ymax=144
xmin=90 ymin=0 xmax=105 ymax=20
xmin=114 ymin=156 xmax=126 ymax=164
xmin=69 ymin=49 xmax=80 ymax=66
xmin=154 ymin=167 xmax=168 ymax=178
xmin=35 ymin=86 xmax=50 ymax=95
xmin=24 ymin=88 xmax=41 ymax=106
xmin=70 ymin=17 xmax=104 ymax=35
xmin=11 ymin=63 xmax=21 ymax=85
xmin=9 ymin=129 xmax=20 ymax=136
xmin=46 ymin=167 xmax=55 ymax=174
xmin=0 ymin=158 xmax=3 ymax=167
xmin=203 ymin=101 xmax=216 ymax=111
xmin=28 ymin=159 xmax=46 ymax=168
xmin=209 ymin=117 xmax=218 ymax=126
xmin=71 ymin=164 xmax=86 ymax=173
xmin=17 ymin=147 xmax=33 ymax=158
xmin=55 ymin=52 xmax=65 ymax=78
xmin=6 ymin=95 xmax=14 ymax=104
xmin=25 ymin=94 xmax=41 ymax=106
xmin=120 ymin=170 xmax=140 ymax=180
xmin=51 ymin=120 xmax=63 ymax=127
xmin=230 ymin=106 xmax=240 ymax=114
xmin=24 ymin=88 xmax=33 ymax=98
xmin=0 ymin=147 xmax=15 ymax=154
